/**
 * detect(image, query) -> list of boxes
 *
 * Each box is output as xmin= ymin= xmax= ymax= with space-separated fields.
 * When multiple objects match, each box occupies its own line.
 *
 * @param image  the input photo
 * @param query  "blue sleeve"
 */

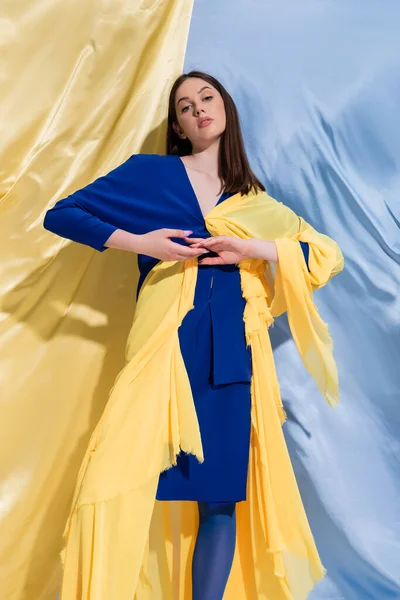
xmin=43 ymin=196 xmax=118 ymax=252
xmin=43 ymin=155 xmax=139 ymax=252
xmin=299 ymin=241 xmax=310 ymax=272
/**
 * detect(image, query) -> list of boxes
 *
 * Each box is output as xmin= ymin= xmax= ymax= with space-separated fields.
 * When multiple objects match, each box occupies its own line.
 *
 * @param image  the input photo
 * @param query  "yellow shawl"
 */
xmin=60 ymin=189 xmax=344 ymax=600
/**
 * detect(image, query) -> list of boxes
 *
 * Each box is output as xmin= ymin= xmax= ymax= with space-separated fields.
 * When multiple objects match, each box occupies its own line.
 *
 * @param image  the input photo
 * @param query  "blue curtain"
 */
xmin=185 ymin=2 xmax=400 ymax=598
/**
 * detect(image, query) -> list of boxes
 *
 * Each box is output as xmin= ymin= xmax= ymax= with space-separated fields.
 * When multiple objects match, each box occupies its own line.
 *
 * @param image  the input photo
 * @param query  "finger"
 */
xmin=184 ymin=237 xmax=208 ymax=244
xmin=200 ymin=236 xmax=226 ymax=243
xmin=176 ymin=247 xmax=209 ymax=258
xmin=164 ymin=229 xmax=193 ymax=238
xmin=198 ymin=242 xmax=224 ymax=253
xmin=191 ymin=238 xmax=219 ymax=248
xmin=169 ymin=241 xmax=202 ymax=254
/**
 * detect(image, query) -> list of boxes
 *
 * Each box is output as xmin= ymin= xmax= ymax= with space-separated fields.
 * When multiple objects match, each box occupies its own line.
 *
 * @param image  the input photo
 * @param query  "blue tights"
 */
xmin=192 ymin=502 xmax=237 ymax=600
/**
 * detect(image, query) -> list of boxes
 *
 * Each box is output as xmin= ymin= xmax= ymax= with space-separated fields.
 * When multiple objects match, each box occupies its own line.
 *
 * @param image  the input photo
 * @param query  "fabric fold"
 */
xmin=271 ymin=220 xmax=344 ymax=406
xmin=60 ymin=189 xmax=343 ymax=600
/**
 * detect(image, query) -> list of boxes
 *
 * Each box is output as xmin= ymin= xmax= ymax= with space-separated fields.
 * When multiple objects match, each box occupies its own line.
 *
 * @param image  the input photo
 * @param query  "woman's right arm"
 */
xmin=105 ymin=227 xmax=207 ymax=261
xmin=43 ymin=194 xmax=120 ymax=252
xmin=43 ymin=156 xmax=206 ymax=261
xmin=44 ymin=196 xmax=206 ymax=260
xmin=43 ymin=157 xmax=138 ymax=252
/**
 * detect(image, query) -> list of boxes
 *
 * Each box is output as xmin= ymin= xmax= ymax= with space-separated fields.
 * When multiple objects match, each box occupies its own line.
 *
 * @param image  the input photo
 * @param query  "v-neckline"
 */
xmin=177 ymin=155 xmax=226 ymax=220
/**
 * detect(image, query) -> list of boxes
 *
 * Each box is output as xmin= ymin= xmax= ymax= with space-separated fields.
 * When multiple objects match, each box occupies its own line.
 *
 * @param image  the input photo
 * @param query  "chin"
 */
xmin=199 ymin=126 xmax=224 ymax=141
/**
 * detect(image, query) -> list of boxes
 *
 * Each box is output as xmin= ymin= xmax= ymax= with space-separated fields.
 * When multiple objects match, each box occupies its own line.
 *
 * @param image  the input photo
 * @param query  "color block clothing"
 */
xmin=44 ymin=153 xmax=310 ymax=501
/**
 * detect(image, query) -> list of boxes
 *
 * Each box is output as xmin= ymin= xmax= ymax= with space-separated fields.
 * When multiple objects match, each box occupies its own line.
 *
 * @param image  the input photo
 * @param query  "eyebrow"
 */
xmin=177 ymin=86 xmax=212 ymax=105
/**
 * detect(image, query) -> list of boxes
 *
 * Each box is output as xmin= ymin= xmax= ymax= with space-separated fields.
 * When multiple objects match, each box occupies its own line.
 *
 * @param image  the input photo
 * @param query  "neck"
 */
xmin=189 ymin=138 xmax=220 ymax=177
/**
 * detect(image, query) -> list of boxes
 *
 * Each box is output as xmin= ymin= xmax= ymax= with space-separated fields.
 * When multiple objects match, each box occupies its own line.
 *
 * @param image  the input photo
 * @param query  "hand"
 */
xmin=186 ymin=236 xmax=278 ymax=265
xmin=136 ymin=229 xmax=208 ymax=262
xmin=185 ymin=236 xmax=254 ymax=265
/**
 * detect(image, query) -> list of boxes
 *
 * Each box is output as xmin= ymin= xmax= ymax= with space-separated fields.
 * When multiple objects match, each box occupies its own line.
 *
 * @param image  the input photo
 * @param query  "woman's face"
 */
xmin=173 ymin=77 xmax=226 ymax=151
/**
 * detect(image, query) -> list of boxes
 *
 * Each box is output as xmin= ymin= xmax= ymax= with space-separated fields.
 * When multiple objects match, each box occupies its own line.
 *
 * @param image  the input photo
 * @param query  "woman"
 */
xmin=44 ymin=72 xmax=343 ymax=600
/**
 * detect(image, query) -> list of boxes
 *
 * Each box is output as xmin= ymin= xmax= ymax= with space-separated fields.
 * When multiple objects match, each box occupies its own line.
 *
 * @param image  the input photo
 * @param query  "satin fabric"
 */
xmin=0 ymin=2 xmax=193 ymax=600
xmin=185 ymin=4 xmax=400 ymax=598
xmin=60 ymin=189 xmax=343 ymax=599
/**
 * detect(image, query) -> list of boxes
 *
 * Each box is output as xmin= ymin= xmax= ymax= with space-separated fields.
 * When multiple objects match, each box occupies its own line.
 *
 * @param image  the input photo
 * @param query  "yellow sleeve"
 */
xmin=270 ymin=215 xmax=344 ymax=407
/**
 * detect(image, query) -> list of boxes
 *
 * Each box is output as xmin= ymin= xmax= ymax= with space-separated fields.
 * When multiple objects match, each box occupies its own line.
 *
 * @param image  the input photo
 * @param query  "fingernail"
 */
xmin=184 ymin=230 xmax=193 ymax=236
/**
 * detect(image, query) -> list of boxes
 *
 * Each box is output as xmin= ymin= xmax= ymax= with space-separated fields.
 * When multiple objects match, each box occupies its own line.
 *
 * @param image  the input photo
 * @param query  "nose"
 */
xmin=194 ymin=107 xmax=204 ymax=116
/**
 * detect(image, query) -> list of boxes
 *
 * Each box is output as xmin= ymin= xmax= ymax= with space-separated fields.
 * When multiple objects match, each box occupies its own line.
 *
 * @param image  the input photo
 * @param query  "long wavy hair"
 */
xmin=166 ymin=71 xmax=265 ymax=196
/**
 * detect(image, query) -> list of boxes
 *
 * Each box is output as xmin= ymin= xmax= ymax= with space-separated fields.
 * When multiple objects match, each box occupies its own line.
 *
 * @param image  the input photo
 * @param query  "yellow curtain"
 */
xmin=0 ymin=2 xmax=193 ymax=599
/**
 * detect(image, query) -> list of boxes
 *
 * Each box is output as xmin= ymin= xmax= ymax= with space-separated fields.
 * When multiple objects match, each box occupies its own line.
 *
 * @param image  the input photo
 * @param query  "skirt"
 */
xmin=156 ymin=265 xmax=252 ymax=503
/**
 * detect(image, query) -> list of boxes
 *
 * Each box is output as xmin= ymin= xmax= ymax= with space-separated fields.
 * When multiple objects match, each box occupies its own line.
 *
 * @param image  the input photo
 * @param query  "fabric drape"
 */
xmin=0 ymin=2 xmax=193 ymax=599
xmin=60 ymin=189 xmax=344 ymax=600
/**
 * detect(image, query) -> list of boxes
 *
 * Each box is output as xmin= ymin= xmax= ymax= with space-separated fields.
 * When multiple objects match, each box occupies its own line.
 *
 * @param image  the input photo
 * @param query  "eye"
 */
xmin=203 ymin=95 xmax=213 ymax=102
xmin=181 ymin=105 xmax=191 ymax=113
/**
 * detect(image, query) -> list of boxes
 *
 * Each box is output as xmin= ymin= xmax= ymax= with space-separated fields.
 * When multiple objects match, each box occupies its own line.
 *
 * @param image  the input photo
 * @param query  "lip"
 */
xmin=198 ymin=117 xmax=213 ymax=128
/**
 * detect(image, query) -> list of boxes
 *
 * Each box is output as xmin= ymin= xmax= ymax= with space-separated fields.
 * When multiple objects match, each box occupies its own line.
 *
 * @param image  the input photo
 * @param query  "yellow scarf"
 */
xmin=60 ymin=189 xmax=344 ymax=600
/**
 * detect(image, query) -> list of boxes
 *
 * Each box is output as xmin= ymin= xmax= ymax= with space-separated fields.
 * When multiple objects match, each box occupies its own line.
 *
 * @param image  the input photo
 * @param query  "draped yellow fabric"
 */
xmin=0 ymin=2 xmax=193 ymax=600
xmin=60 ymin=190 xmax=344 ymax=600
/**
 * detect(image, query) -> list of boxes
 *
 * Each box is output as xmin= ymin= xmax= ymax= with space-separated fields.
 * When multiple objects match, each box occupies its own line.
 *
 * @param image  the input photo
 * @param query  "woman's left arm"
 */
xmin=186 ymin=236 xmax=310 ymax=269
xmin=247 ymin=239 xmax=310 ymax=270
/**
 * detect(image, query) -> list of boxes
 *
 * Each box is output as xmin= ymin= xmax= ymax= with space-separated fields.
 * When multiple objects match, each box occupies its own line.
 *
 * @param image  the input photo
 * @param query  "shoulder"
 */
xmin=125 ymin=153 xmax=177 ymax=168
xmin=113 ymin=153 xmax=177 ymax=178
xmin=99 ymin=153 xmax=179 ymax=194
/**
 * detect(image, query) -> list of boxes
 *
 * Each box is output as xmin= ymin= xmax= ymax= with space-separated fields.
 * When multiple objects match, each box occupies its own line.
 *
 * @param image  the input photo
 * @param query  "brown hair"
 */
xmin=166 ymin=70 xmax=265 ymax=196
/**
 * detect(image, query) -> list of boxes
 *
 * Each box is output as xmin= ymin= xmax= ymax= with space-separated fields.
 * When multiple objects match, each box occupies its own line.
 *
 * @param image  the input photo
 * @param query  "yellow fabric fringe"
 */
xmin=60 ymin=189 xmax=344 ymax=600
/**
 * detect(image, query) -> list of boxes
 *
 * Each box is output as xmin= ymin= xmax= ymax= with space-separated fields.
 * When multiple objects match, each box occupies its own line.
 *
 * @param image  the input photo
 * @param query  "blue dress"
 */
xmin=44 ymin=153 xmax=309 ymax=503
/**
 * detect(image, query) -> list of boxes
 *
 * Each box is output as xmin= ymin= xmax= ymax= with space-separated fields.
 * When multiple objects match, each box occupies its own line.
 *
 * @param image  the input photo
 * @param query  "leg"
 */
xmin=192 ymin=502 xmax=237 ymax=600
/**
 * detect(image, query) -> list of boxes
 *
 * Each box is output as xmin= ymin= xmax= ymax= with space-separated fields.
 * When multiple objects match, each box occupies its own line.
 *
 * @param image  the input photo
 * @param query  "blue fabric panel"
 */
xmin=185 ymin=1 xmax=400 ymax=598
